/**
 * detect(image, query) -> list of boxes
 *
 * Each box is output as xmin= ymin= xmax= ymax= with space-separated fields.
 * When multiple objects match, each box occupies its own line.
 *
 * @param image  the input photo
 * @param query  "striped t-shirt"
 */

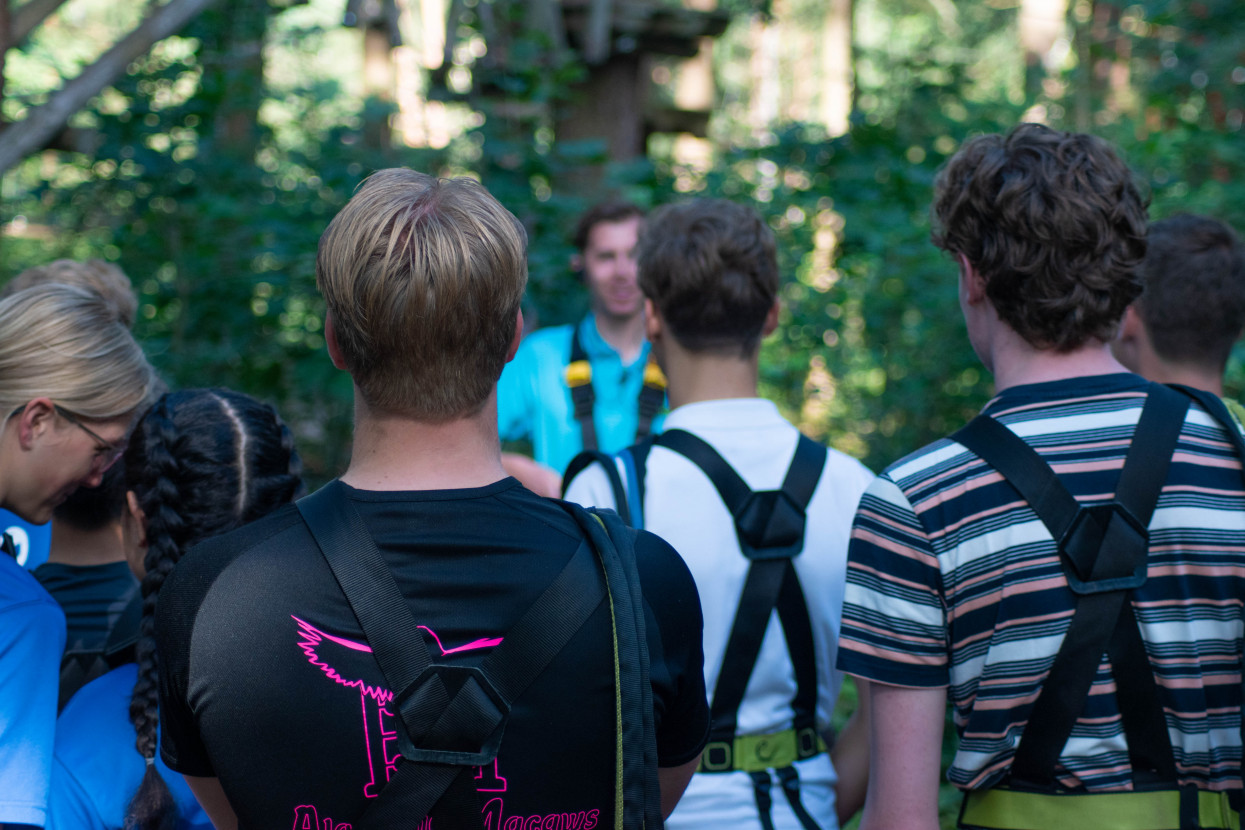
xmin=838 ymin=373 xmax=1245 ymax=792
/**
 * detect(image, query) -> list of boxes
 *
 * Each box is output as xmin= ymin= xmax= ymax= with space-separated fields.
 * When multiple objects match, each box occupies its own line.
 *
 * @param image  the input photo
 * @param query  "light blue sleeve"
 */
xmin=0 ymin=594 xmax=66 ymax=827
xmin=497 ymin=337 xmax=538 ymax=443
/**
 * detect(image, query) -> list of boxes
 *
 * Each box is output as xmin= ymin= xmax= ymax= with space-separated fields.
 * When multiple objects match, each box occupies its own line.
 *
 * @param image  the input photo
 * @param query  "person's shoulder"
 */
xmin=163 ymin=503 xmax=305 ymax=599
xmin=632 ymin=527 xmax=699 ymax=607
xmin=56 ymin=663 xmax=136 ymax=741
xmin=516 ymin=323 xmax=574 ymax=356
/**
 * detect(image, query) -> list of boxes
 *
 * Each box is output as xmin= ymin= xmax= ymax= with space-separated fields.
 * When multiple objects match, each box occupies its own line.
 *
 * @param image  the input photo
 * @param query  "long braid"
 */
xmin=125 ymin=396 xmax=183 ymax=829
xmin=123 ymin=389 xmax=303 ymax=829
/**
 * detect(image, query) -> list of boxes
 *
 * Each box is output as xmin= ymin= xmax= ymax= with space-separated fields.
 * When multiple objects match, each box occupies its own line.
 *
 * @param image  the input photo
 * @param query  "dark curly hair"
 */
xmin=122 ymin=389 xmax=303 ymax=830
xmin=637 ymin=199 xmax=779 ymax=357
xmin=1137 ymin=213 xmax=1245 ymax=372
xmin=932 ymin=123 xmax=1149 ymax=351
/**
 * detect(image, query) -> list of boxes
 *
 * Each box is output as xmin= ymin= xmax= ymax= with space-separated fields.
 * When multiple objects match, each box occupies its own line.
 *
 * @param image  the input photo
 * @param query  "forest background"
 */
xmin=2 ymin=2 xmax=1243 ymax=826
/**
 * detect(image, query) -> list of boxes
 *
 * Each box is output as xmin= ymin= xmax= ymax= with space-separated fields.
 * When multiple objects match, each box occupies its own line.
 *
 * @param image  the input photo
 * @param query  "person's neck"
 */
xmin=990 ymin=334 xmax=1130 ymax=393
xmin=1135 ymin=352 xmax=1225 ymax=396
xmin=341 ymin=394 xmax=509 ymax=492
xmin=591 ymin=310 xmax=646 ymax=365
xmin=663 ymin=344 xmax=760 ymax=410
xmin=46 ymin=520 xmax=127 ymax=567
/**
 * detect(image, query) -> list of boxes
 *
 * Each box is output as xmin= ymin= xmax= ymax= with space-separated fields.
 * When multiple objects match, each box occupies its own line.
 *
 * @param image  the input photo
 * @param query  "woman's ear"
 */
xmin=15 ymin=398 xmax=56 ymax=449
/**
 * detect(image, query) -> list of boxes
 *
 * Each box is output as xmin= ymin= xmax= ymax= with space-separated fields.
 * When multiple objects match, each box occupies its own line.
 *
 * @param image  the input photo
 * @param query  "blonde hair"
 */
xmin=0 ymin=284 xmax=157 ymax=419
xmin=4 ymin=259 xmax=138 ymax=329
xmin=316 ymin=168 xmax=528 ymax=419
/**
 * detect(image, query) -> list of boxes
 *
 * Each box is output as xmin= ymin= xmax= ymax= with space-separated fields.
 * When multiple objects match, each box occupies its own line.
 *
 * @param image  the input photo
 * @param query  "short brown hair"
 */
xmin=316 ymin=169 xmax=528 ymax=419
xmin=932 ymin=123 xmax=1148 ymax=351
xmin=573 ymin=201 xmax=645 ymax=253
xmin=1137 ymin=213 xmax=1245 ymax=372
xmin=5 ymin=259 xmax=138 ymax=329
xmin=638 ymin=199 xmax=779 ymax=356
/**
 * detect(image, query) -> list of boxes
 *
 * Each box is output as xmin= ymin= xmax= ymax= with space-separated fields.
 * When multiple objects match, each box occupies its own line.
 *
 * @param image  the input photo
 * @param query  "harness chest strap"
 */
xmin=566 ymin=325 xmax=666 ymax=453
xmin=948 ymin=384 xmax=1238 ymax=830
xmin=644 ymin=430 xmax=827 ymax=777
xmin=296 ymin=483 xmax=663 ymax=829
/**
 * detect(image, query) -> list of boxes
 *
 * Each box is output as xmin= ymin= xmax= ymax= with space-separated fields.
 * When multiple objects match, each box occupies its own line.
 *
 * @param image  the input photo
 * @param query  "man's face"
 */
xmin=580 ymin=216 xmax=643 ymax=324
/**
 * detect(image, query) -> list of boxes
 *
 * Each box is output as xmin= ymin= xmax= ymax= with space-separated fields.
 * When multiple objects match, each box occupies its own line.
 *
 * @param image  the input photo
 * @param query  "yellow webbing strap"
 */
xmin=566 ymin=360 xmax=593 ymax=388
xmin=698 ymin=730 xmax=828 ymax=774
xmin=960 ymin=787 xmax=1239 ymax=830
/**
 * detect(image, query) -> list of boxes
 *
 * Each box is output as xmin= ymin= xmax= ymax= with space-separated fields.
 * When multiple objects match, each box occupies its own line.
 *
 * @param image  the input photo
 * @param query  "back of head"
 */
xmin=317 ymin=168 xmax=528 ymax=420
xmin=54 ymin=461 xmax=126 ymax=532
xmin=0 ymin=283 xmax=157 ymax=419
xmin=638 ymin=199 xmax=779 ymax=357
xmin=123 ymin=387 xmax=303 ymax=830
xmin=1137 ymin=214 xmax=1245 ymax=372
xmin=573 ymin=201 xmax=645 ymax=253
xmin=4 ymin=259 xmax=138 ymax=329
xmin=932 ymin=123 xmax=1149 ymax=351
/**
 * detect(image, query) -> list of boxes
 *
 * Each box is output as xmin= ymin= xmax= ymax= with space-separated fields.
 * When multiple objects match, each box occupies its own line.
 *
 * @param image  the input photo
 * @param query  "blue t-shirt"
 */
xmin=497 ymin=314 xmax=663 ymax=474
xmin=0 ymin=508 xmax=52 ymax=570
xmin=47 ymin=663 xmax=211 ymax=830
xmin=0 ymin=552 xmax=65 ymax=826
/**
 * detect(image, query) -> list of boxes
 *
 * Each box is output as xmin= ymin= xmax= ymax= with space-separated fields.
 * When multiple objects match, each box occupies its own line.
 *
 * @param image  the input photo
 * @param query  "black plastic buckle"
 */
xmin=701 ymin=740 xmax=734 ymax=772
xmin=795 ymin=726 xmax=819 ymax=760
xmin=1059 ymin=503 xmax=1149 ymax=595
xmin=393 ymin=664 xmax=509 ymax=766
xmin=737 ymin=490 xmax=806 ymax=561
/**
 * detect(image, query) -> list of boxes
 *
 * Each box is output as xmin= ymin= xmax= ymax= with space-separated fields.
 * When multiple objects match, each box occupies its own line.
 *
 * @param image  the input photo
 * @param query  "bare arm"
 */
xmin=831 ymin=676 xmax=872 ymax=825
xmin=500 ymin=452 xmax=562 ymax=497
xmin=185 ymin=775 xmax=238 ymax=830
xmin=857 ymin=682 xmax=946 ymax=830
xmin=658 ymin=756 xmax=700 ymax=819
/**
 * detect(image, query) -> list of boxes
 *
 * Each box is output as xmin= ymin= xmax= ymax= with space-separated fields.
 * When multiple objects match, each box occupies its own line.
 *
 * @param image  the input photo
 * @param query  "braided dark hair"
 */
xmin=122 ymin=389 xmax=303 ymax=829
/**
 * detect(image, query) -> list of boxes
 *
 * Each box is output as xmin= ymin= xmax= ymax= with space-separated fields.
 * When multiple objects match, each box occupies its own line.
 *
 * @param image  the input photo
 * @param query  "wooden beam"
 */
xmin=0 ymin=0 xmax=221 ymax=175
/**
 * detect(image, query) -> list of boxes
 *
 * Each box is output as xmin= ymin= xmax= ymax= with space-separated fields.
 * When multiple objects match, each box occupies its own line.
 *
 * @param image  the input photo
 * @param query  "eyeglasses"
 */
xmin=7 ymin=403 xmax=127 ymax=473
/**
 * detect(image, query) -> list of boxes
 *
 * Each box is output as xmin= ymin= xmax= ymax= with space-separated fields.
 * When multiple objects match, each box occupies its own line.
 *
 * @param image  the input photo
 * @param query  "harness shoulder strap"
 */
xmin=951 ymin=384 xmax=1190 ymax=789
xmin=296 ymin=482 xmax=613 ymax=829
xmin=654 ymin=429 xmax=828 ymax=780
xmin=563 ymin=449 xmax=633 ymax=526
xmin=567 ymin=325 xmax=598 ymax=452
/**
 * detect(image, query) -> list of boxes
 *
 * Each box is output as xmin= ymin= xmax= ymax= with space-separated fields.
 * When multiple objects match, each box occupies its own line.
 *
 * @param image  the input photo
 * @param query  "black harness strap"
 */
xmin=951 ymin=384 xmax=1190 ymax=791
xmin=562 ymin=449 xmax=633 ymax=526
xmin=651 ymin=429 xmax=827 ymax=781
xmin=567 ymin=326 xmax=667 ymax=453
xmin=568 ymin=327 xmax=599 ymax=452
xmin=296 ymin=482 xmax=634 ymax=829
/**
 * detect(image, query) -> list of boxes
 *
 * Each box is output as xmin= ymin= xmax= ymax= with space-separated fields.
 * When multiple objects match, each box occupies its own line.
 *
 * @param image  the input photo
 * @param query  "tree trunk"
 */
xmin=1019 ymin=0 xmax=1067 ymax=104
xmin=0 ymin=0 xmax=221 ymax=176
xmin=821 ymin=0 xmax=852 ymax=136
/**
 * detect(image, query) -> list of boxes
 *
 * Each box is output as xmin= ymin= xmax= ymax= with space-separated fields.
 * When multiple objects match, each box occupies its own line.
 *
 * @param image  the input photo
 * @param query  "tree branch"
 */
xmin=0 ymin=0 xmax=221 ymax=175
xmin=12 ymin=0 xmax=67 ymax=44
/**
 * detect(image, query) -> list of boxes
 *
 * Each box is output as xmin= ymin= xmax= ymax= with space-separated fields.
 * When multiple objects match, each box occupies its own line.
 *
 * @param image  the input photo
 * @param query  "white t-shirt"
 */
xmin=565 ymin=398 xmax=874 ymax=830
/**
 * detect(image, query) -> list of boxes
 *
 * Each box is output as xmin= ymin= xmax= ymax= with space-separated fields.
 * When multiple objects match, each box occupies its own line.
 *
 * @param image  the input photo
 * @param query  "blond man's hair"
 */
xmin=5 ymin=259 xmax=138 ymax=329
xmin=0 ymin=284 xmax=158 ymax=419
xmin=316 ymin=168 xmax=528 ymax=419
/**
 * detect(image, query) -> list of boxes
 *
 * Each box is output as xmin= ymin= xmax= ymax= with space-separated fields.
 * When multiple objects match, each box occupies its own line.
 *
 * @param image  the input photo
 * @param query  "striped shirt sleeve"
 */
xmin=837 ymin=474 xmax=949 ymax=688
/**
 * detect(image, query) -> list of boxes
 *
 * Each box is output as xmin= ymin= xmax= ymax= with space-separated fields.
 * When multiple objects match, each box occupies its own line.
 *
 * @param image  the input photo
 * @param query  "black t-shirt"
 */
xmin=156 ymin=478 xmax=709 ymax=829
xmin=34 ymin=560 xmax=139 ymax=653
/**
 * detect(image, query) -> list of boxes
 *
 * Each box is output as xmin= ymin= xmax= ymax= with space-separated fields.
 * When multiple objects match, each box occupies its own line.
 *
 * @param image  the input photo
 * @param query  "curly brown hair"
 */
xmin=932 ymin=123 xmax=1148 ymax=351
